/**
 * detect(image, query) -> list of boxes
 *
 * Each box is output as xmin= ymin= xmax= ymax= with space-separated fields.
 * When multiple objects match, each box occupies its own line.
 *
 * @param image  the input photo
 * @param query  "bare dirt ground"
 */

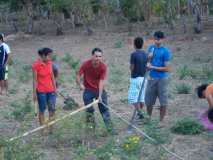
xmin=0 ymin=24 xmax=213 ymax=160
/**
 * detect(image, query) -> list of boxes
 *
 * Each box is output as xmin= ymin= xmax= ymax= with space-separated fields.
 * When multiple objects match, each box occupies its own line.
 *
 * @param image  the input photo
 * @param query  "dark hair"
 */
xmin=38 ymin=47 xmax=53 ymax=57
xmin=92 ymin=48 xmax=102 ymax=55
xmin=154 ymin=31 xmax=165 ymax=39
xmin=0 ymin=33 xmax=4 ymax=42
xmin=196 ymin=84 xmax=208 ymax=98
xmin=134 ymin=37 xmax=143 ymax=49
xmin=208 ymin=108 xmax=213 ymax=123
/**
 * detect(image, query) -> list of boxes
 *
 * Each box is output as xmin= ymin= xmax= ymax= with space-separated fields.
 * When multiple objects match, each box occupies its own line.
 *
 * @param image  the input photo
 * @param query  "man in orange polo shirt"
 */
xmin=32 ymin=48 xmax=57 ymax=126
xmin=197 ymin=83 xmax=213 ymax=123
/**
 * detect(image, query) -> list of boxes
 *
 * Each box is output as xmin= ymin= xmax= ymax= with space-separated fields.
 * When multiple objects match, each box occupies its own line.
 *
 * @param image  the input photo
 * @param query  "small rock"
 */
xmin=201 ymin=36 xmax=207 ymax=42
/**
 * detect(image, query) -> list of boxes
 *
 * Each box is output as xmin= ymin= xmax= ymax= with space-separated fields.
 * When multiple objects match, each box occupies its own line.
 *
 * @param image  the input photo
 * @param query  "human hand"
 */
xmin=98 ymin=96 xmax=102 ymax=103
xmin=80 ymin=84 xmax=85 ymax=90
xmin=146 ymin=62 xmax=152 ymax=69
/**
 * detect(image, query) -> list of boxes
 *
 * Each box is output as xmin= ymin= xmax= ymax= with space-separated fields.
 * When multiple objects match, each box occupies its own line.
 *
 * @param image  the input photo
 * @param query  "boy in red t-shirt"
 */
xmin=76 ymin=48 xmax=114 ymax=134
xmin=32 ymin=48 xmax=57 ymax=126
xmin=197 ymin=83 xmax=213 ymax=123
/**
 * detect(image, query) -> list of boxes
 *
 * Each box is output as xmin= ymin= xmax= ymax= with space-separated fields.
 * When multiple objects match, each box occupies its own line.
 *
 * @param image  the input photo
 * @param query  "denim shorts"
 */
xmin=37 ymin=92 xmax=56 ymax=113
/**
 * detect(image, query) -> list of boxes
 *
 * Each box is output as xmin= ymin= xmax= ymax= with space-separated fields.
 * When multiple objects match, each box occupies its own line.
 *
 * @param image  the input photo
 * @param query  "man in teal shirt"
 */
xmin=145 ymin=31 xmax=172 ymax=127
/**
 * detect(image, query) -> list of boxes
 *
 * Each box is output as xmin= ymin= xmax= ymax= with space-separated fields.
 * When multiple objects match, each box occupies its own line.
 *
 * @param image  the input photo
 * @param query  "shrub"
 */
xmin=176 ymin=65 xmax=191 ymax=80
xmin=4 ymin=141 xmax=43 ymax=160
xmin=19 ymin=64 xmax=32 ymax=82
xmin=114 ymin=40 xmax=123 ymax=48
xmin=121 ymin=135 xmax=141 ymax=154
xmin=175 ymin=83 xmax=191 ymax=94
xmin=61 ymin=53 xmax=80 ymax=71
xmin=10 ymin=95 xmax=32 ymax=121
xmin=171 ymin=118 xmax=203 ymax=135
xmin=202 ymin=66 xmax=213 ymax=82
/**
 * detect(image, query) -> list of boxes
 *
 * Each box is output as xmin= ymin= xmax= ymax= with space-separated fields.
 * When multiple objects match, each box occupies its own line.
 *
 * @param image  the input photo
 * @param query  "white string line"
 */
xmin=101 ymin=102 xmax=185 ymax=160
xmin=9 ymin=100 xmax=99 ymax=142
xmin=6 ymin=98 xmax=184 ymax=160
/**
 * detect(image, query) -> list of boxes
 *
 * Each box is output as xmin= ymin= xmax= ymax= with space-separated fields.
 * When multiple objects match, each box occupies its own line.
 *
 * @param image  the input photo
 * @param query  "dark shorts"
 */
xmin=145 ymin=78 xmax=169 ymax=107
xmin=0 ymin=67 xmax=5 ymax=80
xmin=37 ymin=92 xmax=56 ymax=113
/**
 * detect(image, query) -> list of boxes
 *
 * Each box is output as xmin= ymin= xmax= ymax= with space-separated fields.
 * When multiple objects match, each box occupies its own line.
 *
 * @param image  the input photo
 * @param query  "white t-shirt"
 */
xmin=0 ymin=42 xmax=11 ymax=54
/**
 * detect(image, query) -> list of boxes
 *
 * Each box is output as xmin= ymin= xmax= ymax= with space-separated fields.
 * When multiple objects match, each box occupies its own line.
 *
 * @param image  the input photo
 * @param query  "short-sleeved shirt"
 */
xmin=205 ymin=83 xmax=213 ymax=98
xmin=32 ymin=59 xmax=55 ymax=93
xmin=148 ymin=45 xmax=172 ymax=78
xmin=0 ymin=43 xmax=11 ymax=66
xmin=78 ymin=59 xmax=107 ymax=92
xmin=130 ymin=49 xmax=147 ymax=78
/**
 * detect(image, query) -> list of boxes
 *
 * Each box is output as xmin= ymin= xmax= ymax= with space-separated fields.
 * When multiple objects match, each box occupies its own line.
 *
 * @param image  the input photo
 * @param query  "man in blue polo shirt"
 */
xmin=145 ymin=31 xmax=172 ymax=127
xmin=0 ymin=33 xmax=11 ymax=95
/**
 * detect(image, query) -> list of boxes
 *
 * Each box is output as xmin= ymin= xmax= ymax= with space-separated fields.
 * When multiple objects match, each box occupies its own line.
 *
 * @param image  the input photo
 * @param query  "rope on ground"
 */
xmin=9 ymin=100 xmax=99 ymax=142
xmin=101 ymin=102 xmax=185 ymax=160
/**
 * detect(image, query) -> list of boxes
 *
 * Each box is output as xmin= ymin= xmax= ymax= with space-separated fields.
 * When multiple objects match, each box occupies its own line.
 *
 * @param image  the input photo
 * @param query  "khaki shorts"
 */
xmin=145 ymin=78 xmax=169 ymax=107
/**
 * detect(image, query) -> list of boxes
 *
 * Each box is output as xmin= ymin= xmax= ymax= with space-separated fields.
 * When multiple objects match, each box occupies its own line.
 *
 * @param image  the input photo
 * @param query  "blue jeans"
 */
xmin=83 ymin=89 xmax=113 ymax=131
xmin=37 ymin=92 xmax=56 ymax=113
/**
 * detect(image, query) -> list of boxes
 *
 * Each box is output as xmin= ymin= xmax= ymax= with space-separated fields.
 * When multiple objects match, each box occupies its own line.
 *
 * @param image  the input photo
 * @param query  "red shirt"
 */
xmin=78 ymin=59 xmax=107 ymax=92
xmin=32 ymin=59 xmax=55 ymax=93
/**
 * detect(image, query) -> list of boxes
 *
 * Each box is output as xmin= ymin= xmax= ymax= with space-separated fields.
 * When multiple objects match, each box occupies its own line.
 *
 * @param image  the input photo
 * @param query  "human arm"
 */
xmin=129 ymin=53 xmax=135 ymax=72
xmin=130 ymin=64 xmax=134 ymax=72
xmin=98 ymin=65 xmax=107 ymax=102
xmin=147 ymin=47 xmax=172 ymax=72
xmin=76 ymin=64 xmax=85 ymax=90
xmin=98 ymin=79 xmax=105 ymax=102
xmin=51 ymin=70 xmax=57 ymax=92
xmin=76 ymin=72 xmax=85 ymax=90
xmin=4 ymin=44 xmax=11 ymax=67
xmin=147 ymin=61 xmax=171 ymax=72
xmin=32 ymin=70 xmax=37 ymax=102
xmin=206 ymin=94 xmax=213 ymax=109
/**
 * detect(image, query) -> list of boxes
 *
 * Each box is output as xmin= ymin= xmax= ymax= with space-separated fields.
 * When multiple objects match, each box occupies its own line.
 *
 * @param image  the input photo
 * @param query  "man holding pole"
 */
xmin=76 ymin=48 xmax=114 ymax=134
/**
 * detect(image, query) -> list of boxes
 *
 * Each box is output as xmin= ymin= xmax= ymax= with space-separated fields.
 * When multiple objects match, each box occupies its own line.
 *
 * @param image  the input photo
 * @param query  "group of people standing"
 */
xmin=1 ymin=29 xmax=212 ymax=135
xmin=128 ymin=31 xmax=172 ymax=127
xmin=31 ymin=30 xmax=172 ymax=133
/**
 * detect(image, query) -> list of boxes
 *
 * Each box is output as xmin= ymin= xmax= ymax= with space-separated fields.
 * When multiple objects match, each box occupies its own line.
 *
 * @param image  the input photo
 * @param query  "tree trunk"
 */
xmin=193 ymin=4 xmax=202 ymax=33
xmin=21 ymin=0 xmax=34 ymax=34
xmin=26 ymin=16 xmax=33 ymax=34
xmin=11 ymin=20 xmax=19 ymax=33
xmin=187 ymin=0 xmax=194 ymax=15
xmin=54 ymin=13 xmax=64 ymax=36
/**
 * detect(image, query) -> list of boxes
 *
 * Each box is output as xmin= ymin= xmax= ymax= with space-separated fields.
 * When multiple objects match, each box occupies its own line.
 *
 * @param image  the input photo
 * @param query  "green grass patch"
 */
xmin=10 ymin=94 xmax=33 ymax=121
xmin=61 ymin=53 xmax=80 ymax=71
xmin=175 ymin=83 xmax=191 ymax=94
xmin=171 ymin=118 xmax=203 ymax=135
xmin=177 ymin=65 xmax=191 ymax=80
xmin=114 ymin=40 xmax=123 ymax=48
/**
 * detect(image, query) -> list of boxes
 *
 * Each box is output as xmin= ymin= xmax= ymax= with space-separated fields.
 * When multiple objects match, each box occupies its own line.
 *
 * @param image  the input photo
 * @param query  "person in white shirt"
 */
xmin=0 ymin=33 xmax=11 ymax=95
